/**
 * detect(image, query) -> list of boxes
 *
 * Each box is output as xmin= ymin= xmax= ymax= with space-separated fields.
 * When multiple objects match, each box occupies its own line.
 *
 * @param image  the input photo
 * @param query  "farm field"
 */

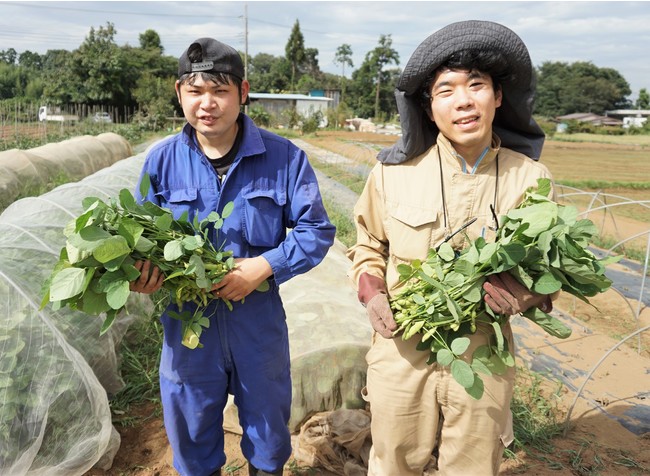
xmin=77 ymin=130 xmax=650 ymax=476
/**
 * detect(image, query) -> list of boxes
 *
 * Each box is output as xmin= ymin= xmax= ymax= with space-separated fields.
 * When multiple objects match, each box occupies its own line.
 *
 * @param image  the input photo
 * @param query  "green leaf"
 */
xmin=443 ymin=271 xmax=464 ymax=287
xmin=119 ymin=188 xmax=137 ymax=210
xmin=222 ymin=201 xmax=235 ymax=219
xmin=256 ymin=280 xmax=270 ymax=292
xmin=470 ymin=355 xmax=492 ymax=376
xmin=450 ymin=337 xmax=470 ymax=355
xmin=411 ymin=293 xmax=425 ymax=305
xmin=498 ymin=243 xmax=526 ymax=268
xmin=491 ymin=321 xmax=505 ymax=352
xmin=487 ymin=354 xmax=507 ymax=374
xmin=155 ymin=213 xmax=173 ymax=231
xmin=533 ymin=272 xmax=562 ymax=295
xmin=462 ymin=282 xmax=483 ymax=303
xmin=437 ymin=242 xmax=455 ymax=261
xmin=498 ymin=350 xmax=515 ymax=367
xmin=436 ymin=348 xmax=454 ymax=366
xmin=121 ymin=263 xmax=141 ymax=282
xmin=479 ymin=242 xmax=498 ymax=264
xmin=421 ymin=262 xmax=435 ymax=277
xmin=135 ymin=236 xmax=155 ymax=253
xmin=465 ymin=374 xmax=485 ymax=400
xmin=397 ymin=263 xmax=413 ymax=279
xmin=139 ymin=173 xmax=151 ymax=199
xmin=106 ymin=280 xmax=130 ymax=310
xmin=93 ymin=235 xmax=131 ymax=264
xmin=118 ymin=217 xmax=144 ymax=248
xmin=182 ymin=235 xmax=203 ymax=251
xmin=522 ymin=307 xmax=572 ymax=338
xmin=49 ymin=268 xmax=87 ymax=301
xmin=100 ymin=309 xmax=118 ymax=335
xmin=79 ymin=288 xmax=111 ymax=315
xmin=70 ymin=227 xmax=112 ymax=251
xmin=143 ymin=201 xmax=167 ymax=216
xmin=451 ymin=359 xmax=475 ymax=388
xmin=164 ymin=241 xmax=185 ymax=261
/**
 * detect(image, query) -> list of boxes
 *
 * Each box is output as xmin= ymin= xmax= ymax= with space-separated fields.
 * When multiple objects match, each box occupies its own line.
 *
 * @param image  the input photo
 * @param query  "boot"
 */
xmin=248 ymin=463 xmax=283 ymax=476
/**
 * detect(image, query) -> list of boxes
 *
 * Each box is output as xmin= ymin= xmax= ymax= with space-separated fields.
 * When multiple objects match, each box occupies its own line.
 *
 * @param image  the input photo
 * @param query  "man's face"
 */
xmin=428 ymin=68 xmax=502 ymax=160
xmin=175 ymin=75 xmax=249 ymax=143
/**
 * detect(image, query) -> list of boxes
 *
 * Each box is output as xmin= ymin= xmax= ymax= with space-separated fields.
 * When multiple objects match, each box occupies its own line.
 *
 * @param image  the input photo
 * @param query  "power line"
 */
xmin=1 ymin=1 xmax=240 ymax=19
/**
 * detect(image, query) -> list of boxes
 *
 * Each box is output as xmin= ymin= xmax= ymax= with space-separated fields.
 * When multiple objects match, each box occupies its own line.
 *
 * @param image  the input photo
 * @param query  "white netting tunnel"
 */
xmin=0 ymin=154 xmax=152 ymax=475
xmin=0 ymin=133 xmax=133 ymax=209
xmin=0 ymin=146 xmax=372 ymax=474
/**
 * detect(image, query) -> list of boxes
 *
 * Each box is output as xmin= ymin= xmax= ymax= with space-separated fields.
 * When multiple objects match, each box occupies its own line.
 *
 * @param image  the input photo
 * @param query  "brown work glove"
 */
xmin=358 ymin=272 xmax=397 ymax=339
xmin=483 ymin=272 xmax=553 ymax=316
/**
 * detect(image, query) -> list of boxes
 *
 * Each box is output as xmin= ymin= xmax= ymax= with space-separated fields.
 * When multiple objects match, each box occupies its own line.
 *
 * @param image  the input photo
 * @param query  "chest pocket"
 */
xmin=155 ymin=187 xmax=198 ymax=219
xmin=242 ymin=189 xmax=287 ymax=248
xmin=387 ymin=202 xmax=441 ymax=262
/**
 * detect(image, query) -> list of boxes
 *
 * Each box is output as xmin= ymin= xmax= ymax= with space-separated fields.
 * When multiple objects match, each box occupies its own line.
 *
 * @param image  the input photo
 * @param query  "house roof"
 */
xmin=556 ymin=112 xmax=623 ymax=126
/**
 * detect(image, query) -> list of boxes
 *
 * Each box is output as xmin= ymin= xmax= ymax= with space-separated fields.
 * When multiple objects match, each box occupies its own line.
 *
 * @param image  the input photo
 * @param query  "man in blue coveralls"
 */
xmin=129 ymin=37 xmax=336 ymax=476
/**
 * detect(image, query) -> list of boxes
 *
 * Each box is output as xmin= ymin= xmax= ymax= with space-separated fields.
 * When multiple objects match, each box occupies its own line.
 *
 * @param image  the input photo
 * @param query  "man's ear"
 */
xmin=495 ymin=86 xmax=503 ymax=109
xmin=240 ymin=80 xmax=250 ymax=105
xmin=175 ymin=80 xmax=182 ymax=103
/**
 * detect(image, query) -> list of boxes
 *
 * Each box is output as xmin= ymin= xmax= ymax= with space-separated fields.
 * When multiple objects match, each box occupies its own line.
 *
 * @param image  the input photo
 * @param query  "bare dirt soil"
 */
xmin=86 ymin=131 xmax=650 ymax=476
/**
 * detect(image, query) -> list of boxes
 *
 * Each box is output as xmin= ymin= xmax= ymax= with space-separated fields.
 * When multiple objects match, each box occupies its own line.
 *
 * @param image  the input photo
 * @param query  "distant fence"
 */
xmin=0 ymin=102 xmax=148 ymax=151
xmin=0 ymin=102 xmax=137 ymax=125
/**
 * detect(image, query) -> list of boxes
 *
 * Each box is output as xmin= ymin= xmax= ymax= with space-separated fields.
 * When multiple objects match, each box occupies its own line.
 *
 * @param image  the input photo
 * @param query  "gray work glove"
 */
xmin=366 ymin=293 xmax=398 ymax=339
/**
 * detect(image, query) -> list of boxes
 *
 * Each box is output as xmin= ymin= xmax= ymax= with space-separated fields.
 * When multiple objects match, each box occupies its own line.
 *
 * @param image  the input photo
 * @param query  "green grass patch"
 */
xmin=310 ymin=157 xmax=367 ymax=195
xmin=550 ymin=133 xmax=650 ymax=148
xmin=109 ymin=293 xmax=167 ymax=422
xmin=557 ymin=179 xmax=650 ymax=191
xmin=507 ymin=367 xmax=564 ymax=461
xmin=322 ymin=195 xmax=356 ymax=248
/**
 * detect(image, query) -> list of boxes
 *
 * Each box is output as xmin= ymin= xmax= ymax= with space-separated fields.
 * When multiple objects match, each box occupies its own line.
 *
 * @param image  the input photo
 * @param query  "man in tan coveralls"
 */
xmin=347 ymin=21 xmax=557 ymax=475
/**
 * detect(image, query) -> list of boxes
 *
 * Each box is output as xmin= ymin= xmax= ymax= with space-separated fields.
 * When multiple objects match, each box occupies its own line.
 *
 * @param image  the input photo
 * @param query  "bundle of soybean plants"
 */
xmin=41 ymin=174 xmax=255 ymax=350
xmin=390 ymin=178 xmax=618 ymax=399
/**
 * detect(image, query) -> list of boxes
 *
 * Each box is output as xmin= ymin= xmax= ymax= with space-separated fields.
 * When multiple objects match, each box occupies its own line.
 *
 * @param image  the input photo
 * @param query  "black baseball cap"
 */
xmin=178 ymin=37 xmax=245 ymax=80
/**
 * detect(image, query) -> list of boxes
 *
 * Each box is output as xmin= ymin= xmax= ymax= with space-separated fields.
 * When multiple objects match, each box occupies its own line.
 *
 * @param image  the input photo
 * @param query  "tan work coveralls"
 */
xmin=347 ymin=133 xmax=553 ymax=475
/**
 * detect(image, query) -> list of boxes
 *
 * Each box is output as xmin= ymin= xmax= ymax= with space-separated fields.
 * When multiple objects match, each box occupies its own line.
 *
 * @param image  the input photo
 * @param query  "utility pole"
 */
xmin=244 ymin=2 xmax=249 ymax=115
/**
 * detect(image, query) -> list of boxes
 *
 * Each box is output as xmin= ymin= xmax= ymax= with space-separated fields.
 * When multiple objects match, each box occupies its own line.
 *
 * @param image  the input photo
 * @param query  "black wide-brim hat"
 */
xmin=377 ymin=20 xmax=545 ymax=164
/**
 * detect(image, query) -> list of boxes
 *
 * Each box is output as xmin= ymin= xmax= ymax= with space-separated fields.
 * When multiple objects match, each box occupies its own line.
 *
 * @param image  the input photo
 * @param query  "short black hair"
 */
xmin=419 ymin=48 xmax=512 ymax=115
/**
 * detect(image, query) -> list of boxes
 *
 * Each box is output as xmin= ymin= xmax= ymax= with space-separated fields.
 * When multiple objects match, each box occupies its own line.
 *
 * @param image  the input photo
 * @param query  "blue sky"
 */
xmin=1 ymin=1 xmax=649 ymax=99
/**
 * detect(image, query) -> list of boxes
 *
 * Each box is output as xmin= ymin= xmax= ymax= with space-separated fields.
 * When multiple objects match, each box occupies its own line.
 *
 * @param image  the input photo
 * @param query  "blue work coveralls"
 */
xmin=135 ymin=114 xmax=335 ymax=475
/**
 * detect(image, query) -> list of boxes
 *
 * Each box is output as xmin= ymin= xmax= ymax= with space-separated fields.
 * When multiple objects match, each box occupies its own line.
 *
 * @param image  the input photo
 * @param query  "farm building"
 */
xmin=248 ymin=92 xmax=333 ymax=127
xmin=605 ymin=109 xmax=650 ymax=128
xmin=554 ymin=112 xmax=624 ymax=132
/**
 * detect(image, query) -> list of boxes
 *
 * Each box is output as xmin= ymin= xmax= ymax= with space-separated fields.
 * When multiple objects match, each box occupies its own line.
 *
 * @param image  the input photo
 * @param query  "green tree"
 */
xmin=285 ymin=19 xmax=305 ymax=91
xmin=0 ymin=48 xmax=17 ymax=65
xmin=636 ymin=88 xmax=649 ymax=109
xmin=302 ymin=47 xmax=321 ymax=78
xmin=41 ymin=49 xmax=80 ymax=104
xmin=535 ymin=61 xmax=631 ymax=116
xmin=334 ymin=43 xmax=354 ymax=103
xmin=18 ymin=51 xmax=42 ymax=70
xmin=248 ymin=53 xmax=291 ymax=93
xmin=132 ymin=72 xmax=176 ymax=129
xmin=139 ymin=29 xmax=163 ymax=52
xmin=73 ymin=22 xmax=129 ymax=105
xmin=369 ymin=34 xmax=399 ymax=120
xmin=334 ymin=44 xmax=354 ymax=78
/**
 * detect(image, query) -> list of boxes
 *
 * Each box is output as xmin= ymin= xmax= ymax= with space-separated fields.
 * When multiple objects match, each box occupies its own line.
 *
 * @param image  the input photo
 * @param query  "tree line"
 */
xmin=0 ymin=21 xmax=646 ymax=128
